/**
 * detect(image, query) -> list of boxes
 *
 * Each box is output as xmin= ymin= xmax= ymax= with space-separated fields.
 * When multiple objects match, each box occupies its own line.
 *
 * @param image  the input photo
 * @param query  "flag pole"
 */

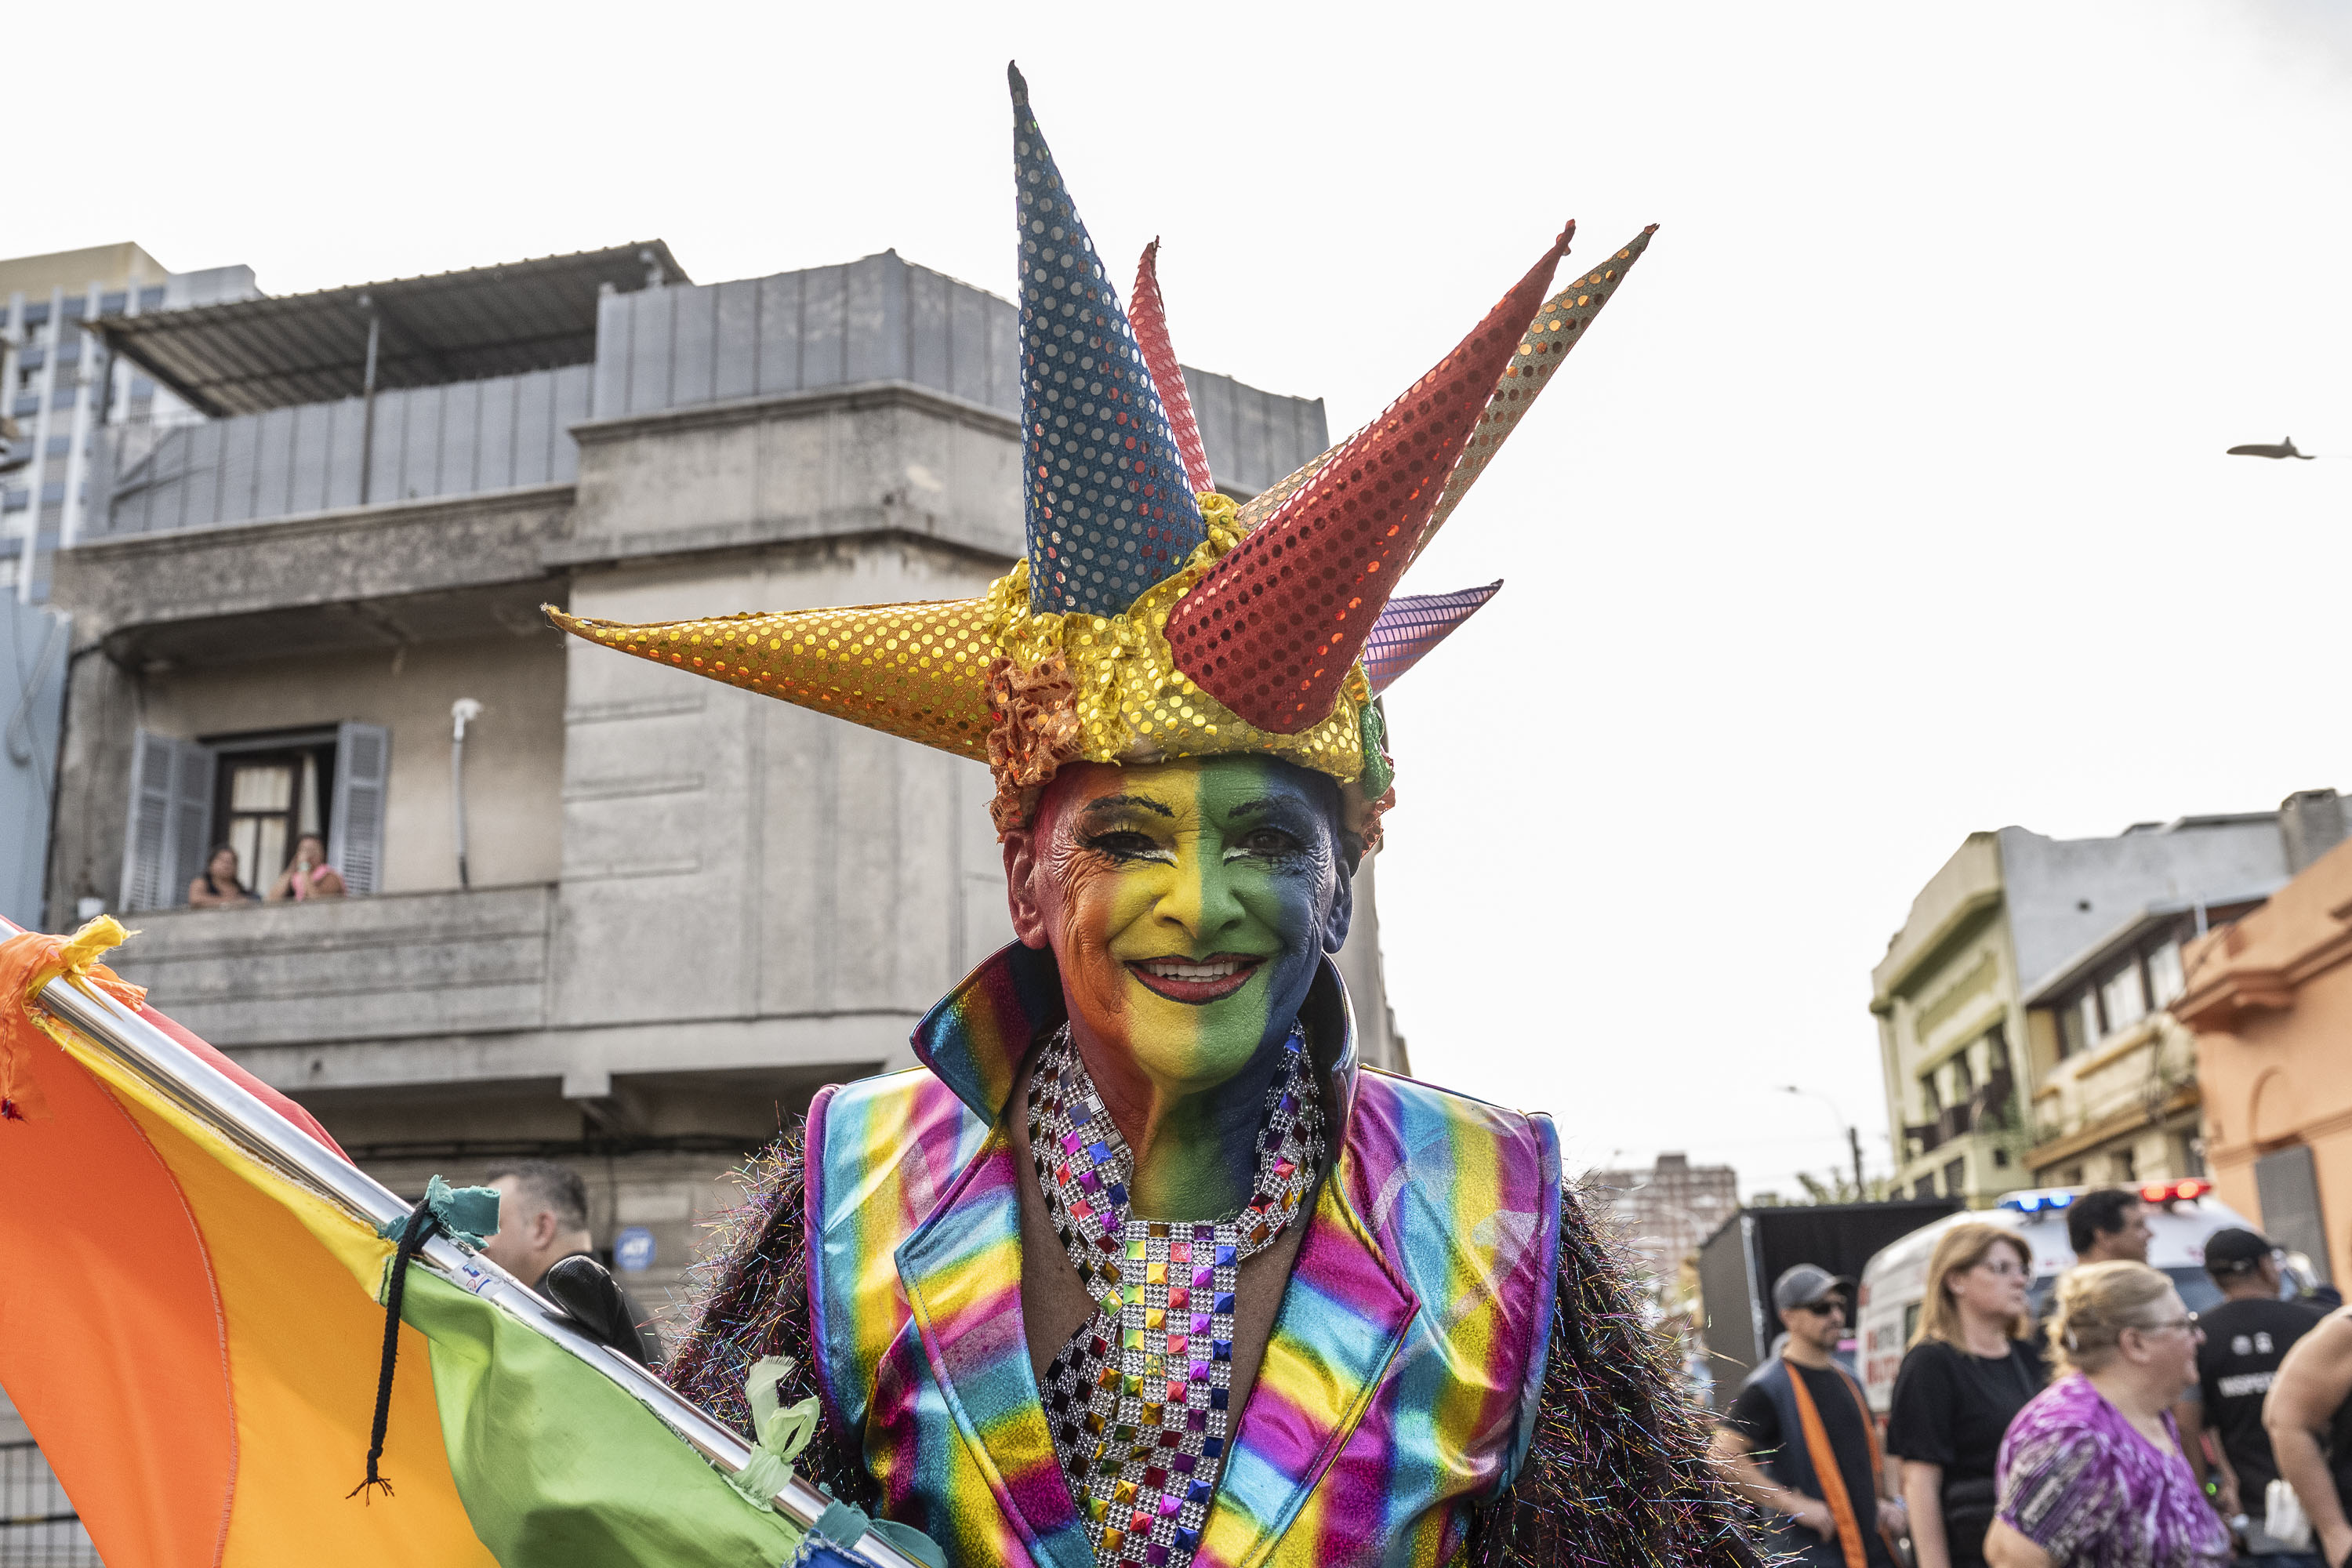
xmin=29 ymin=968 xmax=927 ymax=1568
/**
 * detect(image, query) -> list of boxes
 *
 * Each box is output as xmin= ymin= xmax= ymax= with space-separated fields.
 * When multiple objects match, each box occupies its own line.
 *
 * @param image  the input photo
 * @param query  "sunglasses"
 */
xmin=1789 ymin=1299 xmax=1846 ymax=1317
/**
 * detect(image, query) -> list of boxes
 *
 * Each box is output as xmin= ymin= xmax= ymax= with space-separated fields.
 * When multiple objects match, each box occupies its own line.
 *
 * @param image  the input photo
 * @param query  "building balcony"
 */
xmin=108 ymin=883 xmax=553 ymax=1051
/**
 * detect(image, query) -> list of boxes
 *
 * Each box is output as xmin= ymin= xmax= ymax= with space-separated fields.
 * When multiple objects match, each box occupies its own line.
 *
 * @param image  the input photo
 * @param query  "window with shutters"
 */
xmin=211 ymin=737 xmax=337 ymax=895
xmin=122 ymin=724 xmax=390 ymax=908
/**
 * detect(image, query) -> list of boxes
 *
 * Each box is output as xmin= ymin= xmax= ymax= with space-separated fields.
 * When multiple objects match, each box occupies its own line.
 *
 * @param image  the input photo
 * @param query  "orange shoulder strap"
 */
xmin=1785 ymin=1364 xmax=1867 ymax=1568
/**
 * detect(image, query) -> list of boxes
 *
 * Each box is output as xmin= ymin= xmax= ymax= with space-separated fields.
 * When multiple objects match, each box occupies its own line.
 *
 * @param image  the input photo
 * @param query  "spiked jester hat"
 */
xmin=547 ymin=65 xmax=1653 ymax=843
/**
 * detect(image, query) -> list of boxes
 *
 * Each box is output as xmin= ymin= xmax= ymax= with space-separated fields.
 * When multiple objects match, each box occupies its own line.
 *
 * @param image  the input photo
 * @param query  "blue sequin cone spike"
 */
xmin=1010 ymin=64 xmax=1206 ymax=616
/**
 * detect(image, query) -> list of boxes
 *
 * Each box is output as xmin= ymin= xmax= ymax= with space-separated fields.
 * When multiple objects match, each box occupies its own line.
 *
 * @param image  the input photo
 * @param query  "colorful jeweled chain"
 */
xmin=1027 ymin=1022 xmax=1325 ymax=1566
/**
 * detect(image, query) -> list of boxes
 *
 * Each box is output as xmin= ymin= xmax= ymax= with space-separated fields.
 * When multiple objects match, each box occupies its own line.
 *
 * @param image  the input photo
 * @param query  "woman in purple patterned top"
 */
xmin=1985 ymin=1261 xmax=2229 ymax=1568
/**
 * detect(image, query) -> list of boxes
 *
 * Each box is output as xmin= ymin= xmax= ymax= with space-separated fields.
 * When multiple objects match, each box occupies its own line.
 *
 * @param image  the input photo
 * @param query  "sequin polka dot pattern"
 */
xmin=1405 ymin=225 xmax=1657 ymax=572
xmin=1162 ymin=230 xmax=1571 ymax=735
xmin=1011 ymin=65 xmax=1205 ymax=619
xmin=545 ymin=602 xmax=998 ymax=761
xmin=1363 ymin=583 xmax=1502 ymax=695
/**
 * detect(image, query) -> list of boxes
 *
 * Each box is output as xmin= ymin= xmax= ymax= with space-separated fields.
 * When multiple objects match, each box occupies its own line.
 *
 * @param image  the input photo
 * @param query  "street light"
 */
xmin=2226 ymin=437 xmax=2317 ymax=459
xmin=1778 ymin=1085 xmax=1867 ymax=1197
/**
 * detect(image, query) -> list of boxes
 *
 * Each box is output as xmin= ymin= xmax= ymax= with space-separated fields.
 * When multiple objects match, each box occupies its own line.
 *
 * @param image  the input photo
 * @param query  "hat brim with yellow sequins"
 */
xmin=546 ymin=64 xmax=1653 ymax=844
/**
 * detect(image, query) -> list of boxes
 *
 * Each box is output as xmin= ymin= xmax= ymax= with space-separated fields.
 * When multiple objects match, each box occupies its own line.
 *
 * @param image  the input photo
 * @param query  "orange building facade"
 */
xmin=2176 ymin=834 xmax=2352 ymax=1283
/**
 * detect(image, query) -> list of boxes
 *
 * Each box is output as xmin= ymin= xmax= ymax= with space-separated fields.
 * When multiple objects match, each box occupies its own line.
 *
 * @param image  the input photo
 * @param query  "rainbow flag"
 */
xmin=0 ymin=918 xmax=822 ymax=1567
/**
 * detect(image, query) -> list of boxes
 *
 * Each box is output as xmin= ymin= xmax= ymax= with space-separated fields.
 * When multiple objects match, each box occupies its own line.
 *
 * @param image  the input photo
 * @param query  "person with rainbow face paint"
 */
xmin=550 ymin=66 xmax=1760 ymax=1568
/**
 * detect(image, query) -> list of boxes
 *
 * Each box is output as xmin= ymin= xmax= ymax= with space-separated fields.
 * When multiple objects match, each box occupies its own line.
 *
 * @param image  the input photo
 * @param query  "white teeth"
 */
xmin=1137 ymin=959 xmax=1247 ymax=982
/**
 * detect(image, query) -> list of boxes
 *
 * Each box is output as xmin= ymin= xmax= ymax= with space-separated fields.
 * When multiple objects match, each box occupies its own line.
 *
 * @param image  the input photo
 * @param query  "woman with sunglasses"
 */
xmin=1888 ymin=1224 xmax=2047 ymax=1568
xmin=1985 ymin=1261 xmax=2229 ymax=1567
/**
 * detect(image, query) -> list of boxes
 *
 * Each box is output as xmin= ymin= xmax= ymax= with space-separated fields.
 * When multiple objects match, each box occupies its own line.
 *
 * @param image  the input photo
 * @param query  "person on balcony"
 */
xmin=186 ymin=844 xmax=257 ymax=907
xmin=540 ymin=64 xmax=1756 ymax=1568
xmin=266 ymin=833 xmax=347 ymax=902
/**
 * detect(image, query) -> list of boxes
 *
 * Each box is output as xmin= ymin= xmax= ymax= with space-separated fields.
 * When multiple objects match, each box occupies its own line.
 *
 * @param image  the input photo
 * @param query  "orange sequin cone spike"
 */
xmin=544 ymin=601 xmax=998 ymax=761
xmin=1162 ymin=226 xmax=1573 ymax=735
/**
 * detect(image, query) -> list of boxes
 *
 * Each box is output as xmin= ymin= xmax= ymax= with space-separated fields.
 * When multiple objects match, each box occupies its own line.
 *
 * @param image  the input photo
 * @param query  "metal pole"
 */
xmin=27 ymin=971 xmax=924 ymax=1568
xmin=1849 ymin=1127 xmax=1865 ymax=1198
xmin=356 ymin=299 xmax=380 ymax=506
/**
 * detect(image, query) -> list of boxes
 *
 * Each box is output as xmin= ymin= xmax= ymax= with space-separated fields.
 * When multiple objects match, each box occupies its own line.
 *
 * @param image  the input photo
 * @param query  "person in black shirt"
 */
xmin=2190 ymin=1226 xmax=2325 ymax=1563
xmin=1715 ymin=1264 xmax=1903 ymax=1567
xmin=1886 ymin=1222 xmax=2044 ymax=1568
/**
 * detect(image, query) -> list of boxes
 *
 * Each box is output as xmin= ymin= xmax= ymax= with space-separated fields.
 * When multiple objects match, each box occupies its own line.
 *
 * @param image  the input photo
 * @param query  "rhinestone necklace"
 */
xmin=1026 ymin=1022 xmax=1326 ymax=1567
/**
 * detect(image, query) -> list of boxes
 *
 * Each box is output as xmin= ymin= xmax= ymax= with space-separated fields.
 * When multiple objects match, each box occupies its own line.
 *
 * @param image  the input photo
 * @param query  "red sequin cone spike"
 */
xmin=1131 ymin=241 xmax=1214 ymax=497
xmin=1164 ymin=227 xmax=1572 ymax=734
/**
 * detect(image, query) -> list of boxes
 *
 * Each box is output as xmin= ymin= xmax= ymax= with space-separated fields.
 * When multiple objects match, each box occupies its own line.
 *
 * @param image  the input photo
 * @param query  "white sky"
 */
xmin=19 ymin=2 xmax=2352 ymax=1196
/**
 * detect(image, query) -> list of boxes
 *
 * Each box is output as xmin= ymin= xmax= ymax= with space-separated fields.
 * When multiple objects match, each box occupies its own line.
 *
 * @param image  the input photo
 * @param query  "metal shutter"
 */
xmin=118 ymin=730 xmax=216 ymax=911
xmin=328 ymin=721 xmax=390 ymax=895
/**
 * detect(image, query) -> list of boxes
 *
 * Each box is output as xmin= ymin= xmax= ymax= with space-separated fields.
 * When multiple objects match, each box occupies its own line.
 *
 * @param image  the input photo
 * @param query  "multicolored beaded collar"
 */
xmin=1026 ymin=1023 xmax=1326 ymax=1566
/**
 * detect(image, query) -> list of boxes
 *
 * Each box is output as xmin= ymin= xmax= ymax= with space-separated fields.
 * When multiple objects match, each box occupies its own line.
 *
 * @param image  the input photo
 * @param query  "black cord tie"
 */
xmin=348 ymin=1204 xmax=441 ymax=1501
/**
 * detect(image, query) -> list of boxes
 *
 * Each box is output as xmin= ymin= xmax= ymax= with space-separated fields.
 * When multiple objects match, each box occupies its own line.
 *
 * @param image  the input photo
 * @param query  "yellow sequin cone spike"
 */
xmin=1406 ymin=225 xmax=1657 ymax=569
xmin=544 ymin=600 xmax=998 ymax=762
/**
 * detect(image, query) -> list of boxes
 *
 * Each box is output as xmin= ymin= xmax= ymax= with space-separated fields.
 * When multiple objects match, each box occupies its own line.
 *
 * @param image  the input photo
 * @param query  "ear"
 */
xmin=531 ymin=1207 xmax=561 ymax=1249
xmin=1320 ymin=855 xmax=1356 ymax=955
xmin=1003 ymin=822 xmax=1052 ymax=950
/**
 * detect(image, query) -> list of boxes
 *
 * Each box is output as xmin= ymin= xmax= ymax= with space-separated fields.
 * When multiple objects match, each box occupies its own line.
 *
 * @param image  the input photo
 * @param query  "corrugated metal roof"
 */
xmin=89 ymin=242 xmax=689 ymax=417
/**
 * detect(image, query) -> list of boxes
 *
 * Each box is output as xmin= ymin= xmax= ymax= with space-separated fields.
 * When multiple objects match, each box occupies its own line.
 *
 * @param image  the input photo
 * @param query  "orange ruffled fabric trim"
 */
xmin=0 ymin=917 xmax=147 ymax=1122
xmin=985 ymin=651 xmax=1085 ymax=834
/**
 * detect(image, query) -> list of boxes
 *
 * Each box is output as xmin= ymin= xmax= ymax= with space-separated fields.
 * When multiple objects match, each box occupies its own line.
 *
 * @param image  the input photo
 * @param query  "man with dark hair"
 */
xmin=2067 ymin=1187 xmax=2152 ymax=1263
xmin=482 ymin=1159 xmax=660 ymax=1367
xmin=2189 ymin=1228 xmax=2325 ymax=1565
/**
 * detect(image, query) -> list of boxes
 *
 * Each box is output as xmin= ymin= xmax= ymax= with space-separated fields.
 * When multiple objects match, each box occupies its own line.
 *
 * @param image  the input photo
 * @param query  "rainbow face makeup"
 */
xmin=1032 ymin=757 xmax=1352 ymax=1098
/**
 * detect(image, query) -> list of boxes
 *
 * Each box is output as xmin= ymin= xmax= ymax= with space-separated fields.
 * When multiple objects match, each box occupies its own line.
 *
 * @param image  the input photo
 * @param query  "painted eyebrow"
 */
xmin=1221 ymin=796 xmax=1321 ymax=821
xmin=1076 ymin=794 xmax=1177 ymax=821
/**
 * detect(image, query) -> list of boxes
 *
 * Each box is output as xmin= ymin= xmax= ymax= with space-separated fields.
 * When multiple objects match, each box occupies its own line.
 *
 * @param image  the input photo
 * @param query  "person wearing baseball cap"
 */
xmin=2185 ymin=1227 xmax=2327 ymax=1564
xmin=1715 ymin=1265 xmax=1904 ymax=1567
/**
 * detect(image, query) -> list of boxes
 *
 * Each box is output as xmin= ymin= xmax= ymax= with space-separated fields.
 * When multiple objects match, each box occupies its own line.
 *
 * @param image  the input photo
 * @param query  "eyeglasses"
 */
xmin=2136 ymin=1312 xmax=2201 ymax=1336
xmin=1790 ymin=1300 xmax=1846 ymax=1317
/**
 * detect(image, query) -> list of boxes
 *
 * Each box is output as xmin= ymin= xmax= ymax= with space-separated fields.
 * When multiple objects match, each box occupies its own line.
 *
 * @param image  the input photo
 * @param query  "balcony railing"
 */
xmin=107 ymin=884 xmax=554 ymax=1048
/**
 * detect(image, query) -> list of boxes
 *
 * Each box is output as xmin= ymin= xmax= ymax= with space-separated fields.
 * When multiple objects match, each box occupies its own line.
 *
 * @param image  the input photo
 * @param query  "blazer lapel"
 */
xmin=1196 ymin=1160 xmax=1420 ymax=1567
xmin=896 ymin=1127 xmax=1094 ymax=1568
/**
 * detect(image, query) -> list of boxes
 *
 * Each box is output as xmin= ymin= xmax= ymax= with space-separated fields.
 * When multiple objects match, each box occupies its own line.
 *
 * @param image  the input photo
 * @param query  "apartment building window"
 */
xmin=2100 ymin=965 xmax=2147 ymax=1036
xmin=118 ymin=723 xmax=388 ymax=910
xmin=2147 ymin=942 xmax=2186 ymax=1009
xmin=137 ymin=286 xmax=165 ymax=311
xmin=2114 ymin=1148 xmax=2136 ymax=1182
xmin=1944 ymin=1156 xmax=1965 ymax=1195
xmin=23 ymin=303 xmax=49 ymax=327
xmin=1951 ymin=1051 xmax=1975 ymax=1099
xmin=217 ymin=742 xmax=336 ymax=894
xmin=1915 ymin=1177 xmax=1936 ymax=1200
xmin=100 ymin=291 xmax=127 ymax=316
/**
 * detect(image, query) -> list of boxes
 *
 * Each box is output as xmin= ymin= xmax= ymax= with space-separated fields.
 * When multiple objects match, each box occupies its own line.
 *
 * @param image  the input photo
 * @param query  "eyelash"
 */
xmin=1076 ymin=828 xmax=1305 ymax=864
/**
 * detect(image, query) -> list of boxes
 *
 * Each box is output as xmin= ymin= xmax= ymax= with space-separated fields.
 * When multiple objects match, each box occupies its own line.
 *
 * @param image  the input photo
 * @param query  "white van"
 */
xmin=1855 ymin=1180 xmax=2263 ymax=1413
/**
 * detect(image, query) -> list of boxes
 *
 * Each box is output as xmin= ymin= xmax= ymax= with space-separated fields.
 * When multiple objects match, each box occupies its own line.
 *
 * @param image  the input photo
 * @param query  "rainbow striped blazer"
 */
xmin=802 ymin=942 xmax=1564 ymax=1568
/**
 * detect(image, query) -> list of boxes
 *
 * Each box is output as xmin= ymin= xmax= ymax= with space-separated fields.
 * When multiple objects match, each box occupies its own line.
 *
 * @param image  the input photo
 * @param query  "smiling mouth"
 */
xmin=1127 ymin=955 xmax=1264 ymax=1004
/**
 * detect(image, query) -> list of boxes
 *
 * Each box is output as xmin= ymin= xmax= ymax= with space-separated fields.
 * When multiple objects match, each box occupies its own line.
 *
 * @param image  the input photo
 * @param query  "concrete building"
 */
xmin=1588 ymin=1152 xmax=1741 ymax=1287
xmin=35 ymin=241 xmax=1393 ymax=1319
xmin=2 ymin=243 xmax=256 ymax=601
xmin=2175 ymin=804 xmax=2352 ymax=1284
xmin=1871 ymin=811 xmax=2301 ymax=1205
